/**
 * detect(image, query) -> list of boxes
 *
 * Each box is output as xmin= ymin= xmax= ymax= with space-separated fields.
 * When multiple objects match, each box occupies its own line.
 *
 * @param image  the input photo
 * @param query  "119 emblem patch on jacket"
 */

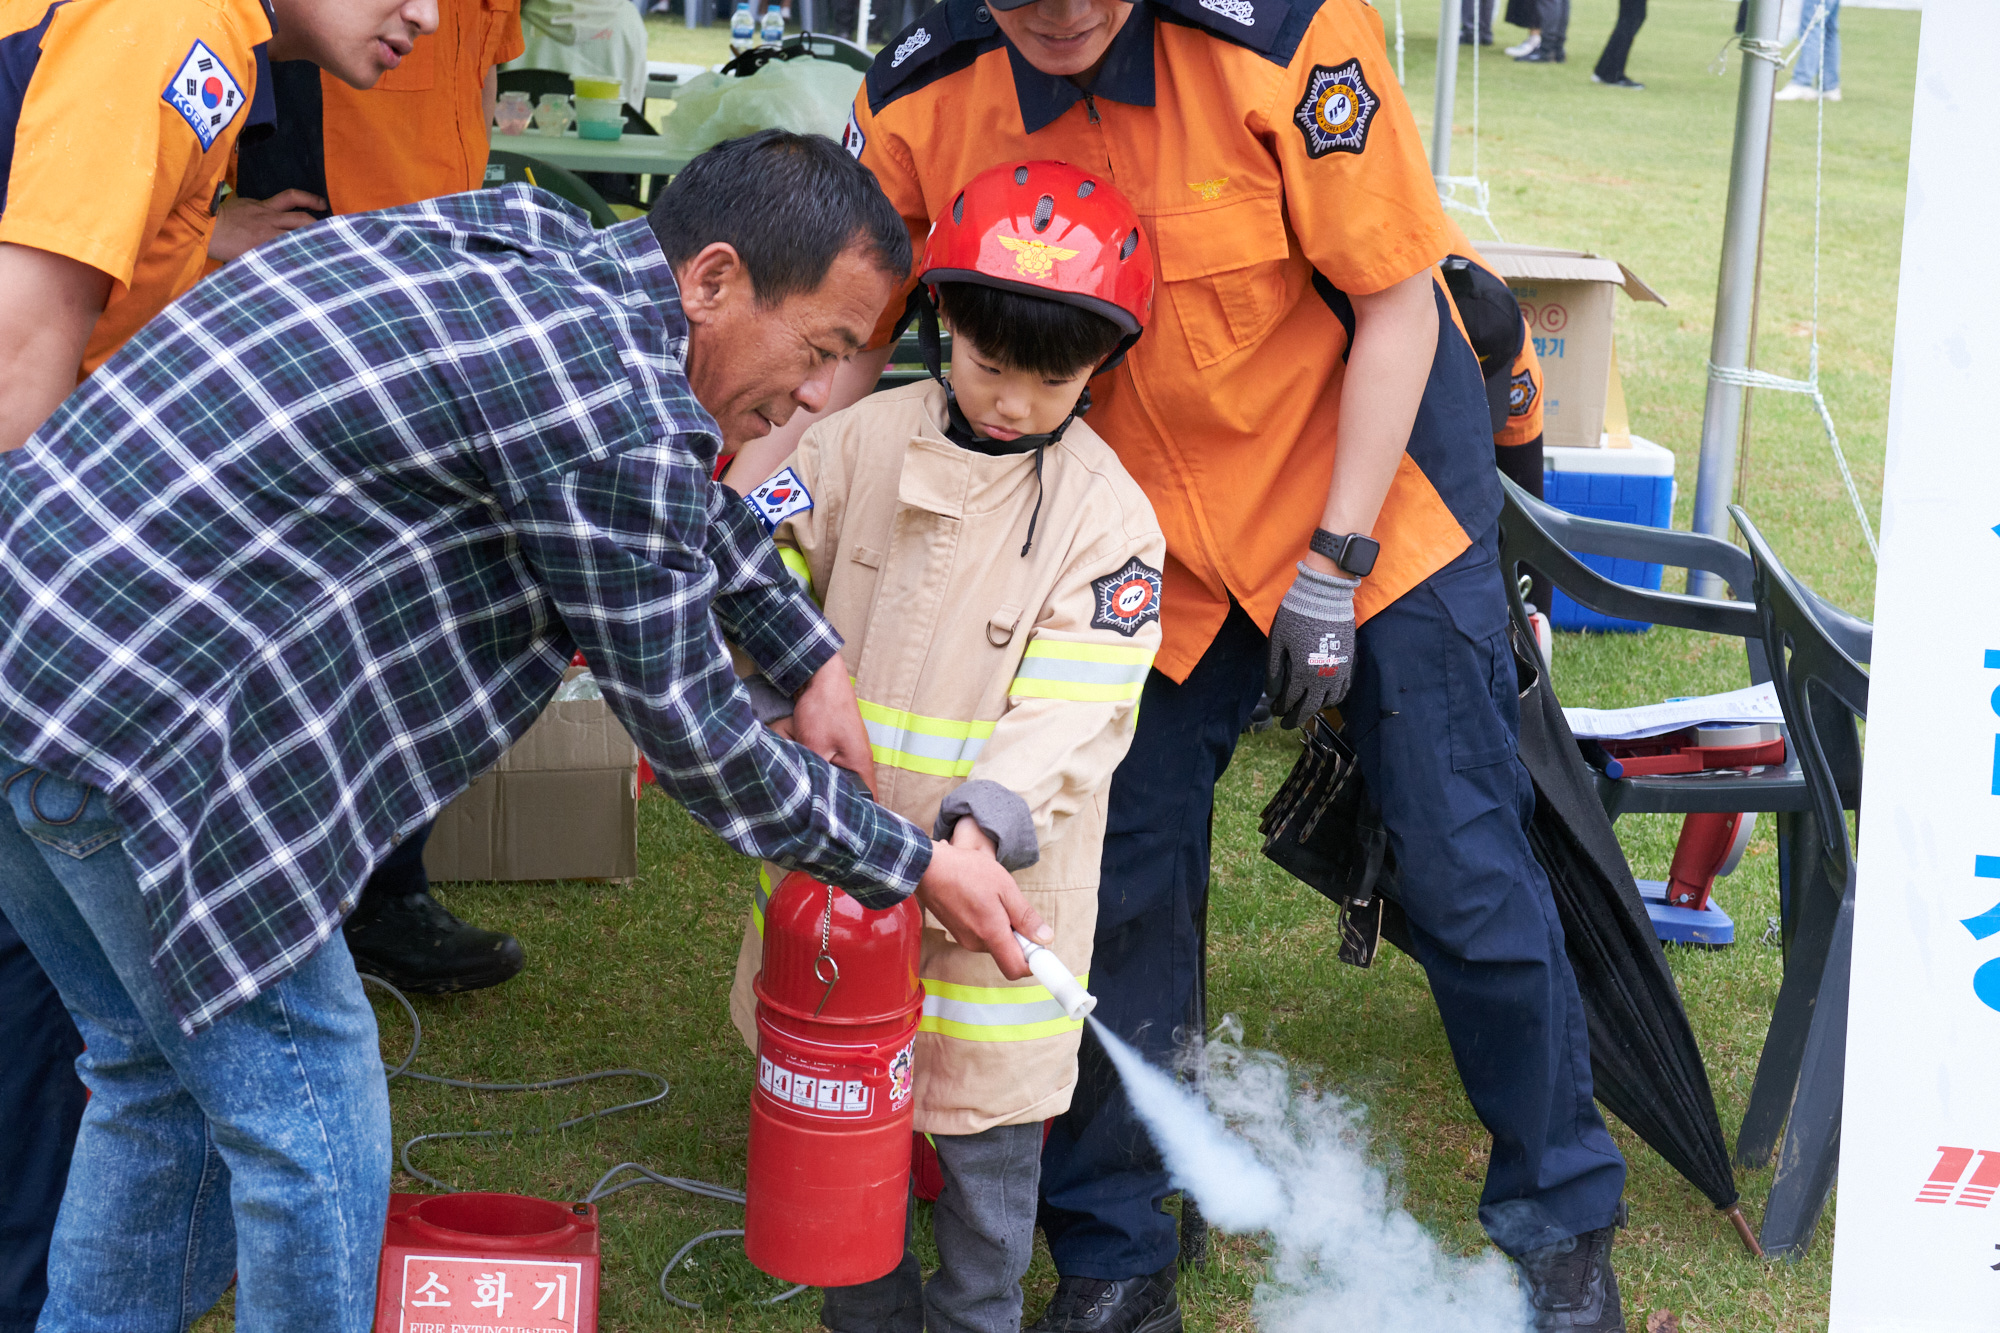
xmin=1092 ymin=558 xmax=1163 ymax=636
xmin=1294 ymin=59 xmax=1378 ymax=159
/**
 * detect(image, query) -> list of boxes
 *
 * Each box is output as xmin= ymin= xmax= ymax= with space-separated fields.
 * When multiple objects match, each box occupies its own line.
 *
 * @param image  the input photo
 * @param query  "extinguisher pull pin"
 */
xmin=1014 ymin=933 xmax=1097 ymax=1020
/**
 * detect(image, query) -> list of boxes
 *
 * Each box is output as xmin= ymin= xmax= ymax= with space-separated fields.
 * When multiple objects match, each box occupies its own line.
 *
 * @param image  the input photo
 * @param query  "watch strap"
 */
xmin=1309 ymin=528 xmax=1379 ymax=577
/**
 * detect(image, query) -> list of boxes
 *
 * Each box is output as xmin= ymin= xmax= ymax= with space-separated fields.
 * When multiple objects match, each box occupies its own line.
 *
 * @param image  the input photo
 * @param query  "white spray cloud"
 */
xmin=1090 ymin=1015 xmax=1530 ymax=1333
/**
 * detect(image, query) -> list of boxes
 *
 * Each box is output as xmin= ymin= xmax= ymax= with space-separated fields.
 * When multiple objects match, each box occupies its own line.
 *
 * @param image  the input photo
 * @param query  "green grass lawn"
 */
xmin=194 ymin=3 xmax=1916 ymax=1330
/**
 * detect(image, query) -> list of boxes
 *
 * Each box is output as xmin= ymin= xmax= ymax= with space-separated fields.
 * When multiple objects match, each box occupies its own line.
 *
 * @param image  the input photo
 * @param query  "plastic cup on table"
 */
xmin=532 ymin=92 xmax=574 ymax=137
xmin=496 ymin=89 xmax=532 ymax=135
xmin=573 ymin=78 xmax=623 ymax=142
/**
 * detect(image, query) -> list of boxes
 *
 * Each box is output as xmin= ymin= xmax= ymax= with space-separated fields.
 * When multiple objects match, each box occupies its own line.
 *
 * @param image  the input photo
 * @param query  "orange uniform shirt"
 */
xmin=0 ymin=0 xmax=274 ymax=370
xmin=853 ymin=0 xmax=1500 ymax=679
xmin=319 ymin=0 xmax=522 ymax=211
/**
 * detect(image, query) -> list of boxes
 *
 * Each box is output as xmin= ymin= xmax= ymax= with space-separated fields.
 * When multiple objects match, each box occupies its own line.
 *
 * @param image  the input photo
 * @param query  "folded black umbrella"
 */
xmin=1262 ymin=630 xmax=1759 ymax=1254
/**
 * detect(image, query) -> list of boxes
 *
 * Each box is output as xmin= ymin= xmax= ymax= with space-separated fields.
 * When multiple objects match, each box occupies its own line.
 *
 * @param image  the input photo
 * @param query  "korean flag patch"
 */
xmin=840 ymin=107 xmax=866 ymax=160
xmin=1091 ymin=557 xmax=1163 ymax=637
xmin=163 ymin=41 xmax=246 ymax=152
xmin=747 ymin=467 xmax=814 ymax=531
xmin=1293 ymin=59 xmax=1379 ymax=159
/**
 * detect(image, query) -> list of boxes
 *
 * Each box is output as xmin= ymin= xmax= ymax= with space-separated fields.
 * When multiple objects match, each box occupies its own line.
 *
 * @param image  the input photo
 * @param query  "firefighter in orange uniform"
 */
xmin=723 ymin=0 xmax=1627 ymax=1328
xmin=230 ymin=0 xmax=531 ymax=999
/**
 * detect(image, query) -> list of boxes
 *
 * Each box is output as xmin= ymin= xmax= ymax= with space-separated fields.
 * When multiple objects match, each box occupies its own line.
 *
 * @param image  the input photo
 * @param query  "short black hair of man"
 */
xmin=936 ymin=281 xmax=1124 ymax=380
xmin=648 ymin=129 xmax=910 ymax=304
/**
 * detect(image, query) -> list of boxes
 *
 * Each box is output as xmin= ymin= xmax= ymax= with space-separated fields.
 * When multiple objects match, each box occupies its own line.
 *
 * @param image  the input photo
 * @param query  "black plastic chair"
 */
xmin=1729 ymin=505 xmax=1870 ymax=1259
xmin=1497 ymin=477 xmax=1812 ymax=821
xmin=484 ymin=149 xmax=619 ymax=228
xmin=786 ymin=31 xmax=874 ymax=71
xmin=873 ymin=327 xmax=951 ymax=391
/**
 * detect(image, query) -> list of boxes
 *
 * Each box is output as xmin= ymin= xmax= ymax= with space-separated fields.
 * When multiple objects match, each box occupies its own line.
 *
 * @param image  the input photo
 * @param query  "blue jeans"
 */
xmin=1791 ymin=0 xmax=1839 ymax=91
xmin=0 ymin=760 xmax=390 ymax=1333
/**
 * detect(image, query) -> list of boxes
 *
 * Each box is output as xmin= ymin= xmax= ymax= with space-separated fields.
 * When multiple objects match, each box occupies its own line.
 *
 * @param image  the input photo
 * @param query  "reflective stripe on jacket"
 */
xmin=730 ymin=380 xmax=1166 ymax=1133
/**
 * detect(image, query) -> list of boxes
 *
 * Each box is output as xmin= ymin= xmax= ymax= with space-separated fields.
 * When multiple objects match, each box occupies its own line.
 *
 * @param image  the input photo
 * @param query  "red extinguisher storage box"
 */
xmin=374 ymin=1192 xmax=601 ymax=1333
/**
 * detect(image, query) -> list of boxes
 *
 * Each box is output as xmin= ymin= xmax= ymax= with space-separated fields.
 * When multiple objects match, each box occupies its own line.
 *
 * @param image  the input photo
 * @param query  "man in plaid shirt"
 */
xmin=0 ymin=131 xmax=1047 ymax=1330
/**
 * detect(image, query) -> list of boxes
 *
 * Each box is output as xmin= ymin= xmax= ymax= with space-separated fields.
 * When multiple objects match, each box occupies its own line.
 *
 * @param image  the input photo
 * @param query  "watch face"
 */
xmin=1341 ymin=536 xmax=1379 ymax=577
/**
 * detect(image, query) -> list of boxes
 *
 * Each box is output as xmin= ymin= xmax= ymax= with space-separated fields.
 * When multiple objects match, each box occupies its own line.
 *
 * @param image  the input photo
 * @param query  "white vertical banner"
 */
xmin=1830 ymin=3 xmax=2000 ymax=1328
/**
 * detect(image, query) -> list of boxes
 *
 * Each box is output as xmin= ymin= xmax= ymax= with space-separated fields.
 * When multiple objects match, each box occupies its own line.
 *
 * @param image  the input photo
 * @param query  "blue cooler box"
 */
xmin=1541 ymin=437 xmax=1676 ymax=634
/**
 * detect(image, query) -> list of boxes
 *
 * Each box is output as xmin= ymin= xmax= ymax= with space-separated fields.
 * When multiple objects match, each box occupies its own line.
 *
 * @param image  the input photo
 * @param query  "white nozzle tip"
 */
xmin=1016 ymin=932 xmax=1097 ymax=1021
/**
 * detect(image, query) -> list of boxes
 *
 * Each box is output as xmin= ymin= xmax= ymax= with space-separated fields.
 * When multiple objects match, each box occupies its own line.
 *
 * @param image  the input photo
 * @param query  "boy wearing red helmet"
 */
xmin=723 ymin=1 xmax=1629 ymax=1329
xmin=726 ymin=162 xmax=1165 ymax=1333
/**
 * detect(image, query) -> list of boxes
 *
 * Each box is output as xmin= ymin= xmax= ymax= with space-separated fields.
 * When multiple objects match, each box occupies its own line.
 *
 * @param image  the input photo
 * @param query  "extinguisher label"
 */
xmin=887 ymin=1040 xmax=914 ymax=1110
xmin=397 ymin=1254 xmax=587 ymax=1331
xmin=759 ymin=1055 xmax=876 ymax=1118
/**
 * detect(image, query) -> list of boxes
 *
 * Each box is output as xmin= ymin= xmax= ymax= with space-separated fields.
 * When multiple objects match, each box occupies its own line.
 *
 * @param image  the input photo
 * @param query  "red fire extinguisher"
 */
xmin=744 ymin=871 xmax=923 ymax=1287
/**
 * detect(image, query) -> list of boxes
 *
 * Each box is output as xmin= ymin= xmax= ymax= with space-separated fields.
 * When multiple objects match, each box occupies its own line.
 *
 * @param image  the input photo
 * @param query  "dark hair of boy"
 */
xmin=647 ymin=129 xmax=912 ymax=304
xmin=936 ymin=281 xmax=1124 ymax=380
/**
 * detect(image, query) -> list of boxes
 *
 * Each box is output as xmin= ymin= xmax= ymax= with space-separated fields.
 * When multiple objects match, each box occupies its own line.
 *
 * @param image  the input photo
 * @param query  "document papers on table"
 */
xmin=1561 ymin=681 xmax=1783 ymax=741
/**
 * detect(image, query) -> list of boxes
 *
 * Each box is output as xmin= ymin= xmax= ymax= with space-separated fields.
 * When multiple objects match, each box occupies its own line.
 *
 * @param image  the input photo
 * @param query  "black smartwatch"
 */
xmin=1309 ymin=528 xmax=1380 ymax=578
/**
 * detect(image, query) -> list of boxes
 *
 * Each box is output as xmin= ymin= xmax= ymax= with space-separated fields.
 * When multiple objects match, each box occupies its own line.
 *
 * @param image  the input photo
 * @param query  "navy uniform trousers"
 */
xmin=0 ymin=905 xmax=86 ymax=1332
xmin=1038 ymin=527 xmax=1628 ymax=1278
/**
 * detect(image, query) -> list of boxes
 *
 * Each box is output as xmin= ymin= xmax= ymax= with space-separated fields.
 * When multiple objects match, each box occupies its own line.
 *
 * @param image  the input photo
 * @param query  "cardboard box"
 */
xmin=1480 ymin=243 xmax=1666 ymax=449
xmin=424 ymin=681 xmax=640 ymax=883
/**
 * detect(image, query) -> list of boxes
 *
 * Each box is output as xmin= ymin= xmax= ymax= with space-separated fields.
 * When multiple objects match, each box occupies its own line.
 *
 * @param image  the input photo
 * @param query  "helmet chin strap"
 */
xmin=917 ymin=290 xmax=1092 ymax=557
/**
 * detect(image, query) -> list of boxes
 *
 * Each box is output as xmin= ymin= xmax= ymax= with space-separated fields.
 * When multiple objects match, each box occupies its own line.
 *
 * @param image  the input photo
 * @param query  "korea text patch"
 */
xmin=164 ymin=41 xmax=246 ymax=153
xmin=1091 ymin=558 xmax=1163 ymax=637
xmin=747 ymin=467 xmax=814 ymax=531
xmin=1294 ymin=60 xmax=1378 ymax=159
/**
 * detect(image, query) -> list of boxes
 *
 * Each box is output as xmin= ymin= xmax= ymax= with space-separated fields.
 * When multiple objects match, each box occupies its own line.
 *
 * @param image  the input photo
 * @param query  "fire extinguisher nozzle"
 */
xmin=1015 ymin=932 xmax=1097 ymax=1020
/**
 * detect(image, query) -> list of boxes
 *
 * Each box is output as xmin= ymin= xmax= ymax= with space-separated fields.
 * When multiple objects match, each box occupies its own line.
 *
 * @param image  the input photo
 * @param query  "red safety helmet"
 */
xmin=917 ymin=160 xmax=1153 ymax=343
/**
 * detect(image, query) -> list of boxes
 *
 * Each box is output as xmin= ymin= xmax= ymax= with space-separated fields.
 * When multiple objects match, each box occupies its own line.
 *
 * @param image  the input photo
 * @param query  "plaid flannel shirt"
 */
xmin=0 ymin=187 xmax=932 ymax=1034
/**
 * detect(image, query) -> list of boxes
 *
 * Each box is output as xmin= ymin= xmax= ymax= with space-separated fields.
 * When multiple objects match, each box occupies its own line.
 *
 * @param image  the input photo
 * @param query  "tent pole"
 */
xmin=1431 ymin=0 xmax=1460 ymax=182
xmin=1690 ymin=0 xmax=1783 ymax=597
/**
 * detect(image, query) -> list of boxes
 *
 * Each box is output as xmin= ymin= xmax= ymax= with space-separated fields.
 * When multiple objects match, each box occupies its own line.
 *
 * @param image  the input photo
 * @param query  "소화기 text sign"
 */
xmin=397 ymin=1255 xmax=588 ymax=1333
xmin=1829 ymin=4 xmax=2000 ymax=1330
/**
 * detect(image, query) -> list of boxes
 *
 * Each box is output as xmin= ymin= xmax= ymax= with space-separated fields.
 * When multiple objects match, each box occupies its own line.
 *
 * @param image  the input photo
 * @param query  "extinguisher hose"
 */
xmin=362 ymin=974 xmax=810 ymax=1313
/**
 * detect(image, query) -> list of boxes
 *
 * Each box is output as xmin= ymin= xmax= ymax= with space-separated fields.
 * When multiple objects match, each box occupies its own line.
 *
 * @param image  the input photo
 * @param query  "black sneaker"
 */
xmin=1516 ymin=1225 xmax=1624 ymax=1331
xmin=344 ymin=889 xmax=526 ymax=994
xmin=1591 ymin=73 xmax=1644 ymax=89
xmin=1026 ymin=1265 xmax=1182 ymax=1333
xmin=1517 ymin=46 xmax=1566 ymax=62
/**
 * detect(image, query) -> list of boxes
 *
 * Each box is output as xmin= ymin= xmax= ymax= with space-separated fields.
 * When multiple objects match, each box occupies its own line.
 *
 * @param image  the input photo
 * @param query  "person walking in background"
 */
xmin=1591 ymin=0 xmax=1646 ymax=89
xmin=1504 ymin=0 xmax=1540 ymax=58
xmin=1776 ymin=0 xmax=1839 ymax=101
xmin=1461 ymin=0 xmax=1494 ymax=46
xmin=1517 ymin=0 xmax=1566 ymax=63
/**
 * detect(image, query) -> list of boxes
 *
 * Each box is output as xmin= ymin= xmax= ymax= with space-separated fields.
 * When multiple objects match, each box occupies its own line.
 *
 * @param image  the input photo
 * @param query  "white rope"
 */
xmin=1710 ymin=3 xmax=1830 ymax=77
xmin=1706 ymin=0 xmax=1876 ymax=560
xmin=1438 ymin=0 xmax=1502 ymax=239
xmin=1395 ymin=0 xmax=1405 ymax=87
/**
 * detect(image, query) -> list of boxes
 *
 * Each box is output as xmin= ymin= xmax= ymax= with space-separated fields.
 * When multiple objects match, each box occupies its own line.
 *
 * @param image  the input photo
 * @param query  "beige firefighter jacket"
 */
xmin=729 ymin=380 xmax=1166 ymax=1134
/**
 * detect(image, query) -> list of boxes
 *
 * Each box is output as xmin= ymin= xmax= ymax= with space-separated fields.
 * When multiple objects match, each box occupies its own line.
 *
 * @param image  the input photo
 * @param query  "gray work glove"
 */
xmin=1266 ymin=562 xmax=1362 ymax=728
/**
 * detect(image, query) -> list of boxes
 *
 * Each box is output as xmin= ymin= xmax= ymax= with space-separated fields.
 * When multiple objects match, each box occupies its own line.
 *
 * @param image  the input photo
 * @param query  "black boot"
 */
xmin=343 ymin=823 xmax=525 ymax=994
xmin=1516 ymin=1225 xmax=1623 ymax=1332
xmin=1026 ymin=1265 xmax=1181 ymax=1333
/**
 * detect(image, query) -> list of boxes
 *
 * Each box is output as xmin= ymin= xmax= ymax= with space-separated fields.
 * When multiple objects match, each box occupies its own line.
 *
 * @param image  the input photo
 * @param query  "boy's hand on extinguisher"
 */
xmin=916 ymin=841 xmax=1052 ymax=980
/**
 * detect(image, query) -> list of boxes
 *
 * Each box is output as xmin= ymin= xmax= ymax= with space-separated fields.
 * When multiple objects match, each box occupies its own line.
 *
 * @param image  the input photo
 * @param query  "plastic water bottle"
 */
xmin=760 ymin=4 xmax=785 ymax=43
xmin=730 ymin=0 xmax=754 ymax=51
